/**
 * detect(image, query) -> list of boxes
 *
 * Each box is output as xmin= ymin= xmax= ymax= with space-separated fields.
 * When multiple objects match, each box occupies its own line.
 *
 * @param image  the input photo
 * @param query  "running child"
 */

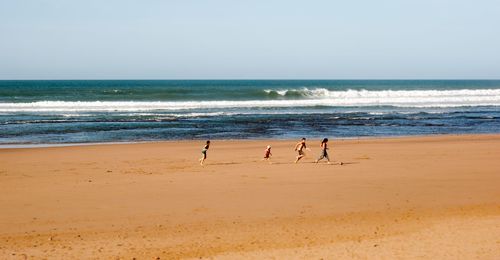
xmin=263 ymin=145 xmax=272 ymax=162
xmin=294 ymin=137 xmax=310 ymax=163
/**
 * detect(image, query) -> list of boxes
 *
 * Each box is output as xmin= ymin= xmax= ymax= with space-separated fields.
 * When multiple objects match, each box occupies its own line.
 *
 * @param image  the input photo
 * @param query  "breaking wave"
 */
xmin=1 ymin=89 xmax=499 ymax=112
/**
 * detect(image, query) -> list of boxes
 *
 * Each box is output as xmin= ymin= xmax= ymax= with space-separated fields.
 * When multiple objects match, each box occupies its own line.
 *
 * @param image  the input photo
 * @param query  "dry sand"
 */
xmin=0 ymin=135 xmax=499 ymax=259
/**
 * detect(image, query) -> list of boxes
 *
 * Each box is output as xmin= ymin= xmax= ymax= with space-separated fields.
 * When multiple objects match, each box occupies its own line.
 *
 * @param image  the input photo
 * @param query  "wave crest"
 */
xmin=263 ymin=88 xmax=500 ymax=99
xmin=264 ymin=88 xmax=330 ymax=98
xmin=1 ymin=89 xmax=499 ymax=112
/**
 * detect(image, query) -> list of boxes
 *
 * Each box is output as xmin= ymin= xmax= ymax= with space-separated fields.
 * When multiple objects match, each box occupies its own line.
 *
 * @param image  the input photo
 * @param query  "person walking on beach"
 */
xmin=263 ymin=145 xmax=272 ymax=163
xmin=294 ymin=137 xmax=310 ymax=163
xmin=199 ymin=140 xmax=210 ymax=166
xmin=315 ymin=138 xmax=331 ymax=164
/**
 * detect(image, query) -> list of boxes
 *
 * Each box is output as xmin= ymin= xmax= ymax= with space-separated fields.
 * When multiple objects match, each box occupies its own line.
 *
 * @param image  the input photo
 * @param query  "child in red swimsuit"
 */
xmin=263 ymin=145 xmax=272 ymax=162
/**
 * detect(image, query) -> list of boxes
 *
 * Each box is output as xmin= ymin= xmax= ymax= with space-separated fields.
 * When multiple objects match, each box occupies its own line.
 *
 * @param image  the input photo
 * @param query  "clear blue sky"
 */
xmin=1 ymin=0 xmax=499 ymax=79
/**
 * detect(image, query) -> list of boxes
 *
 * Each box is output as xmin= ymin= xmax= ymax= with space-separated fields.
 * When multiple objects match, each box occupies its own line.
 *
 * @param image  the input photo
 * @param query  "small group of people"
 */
xmin=199 ymin=137 xmax=341 ymax=166
xmin=292 ymin=137 xmax=334 ymax=164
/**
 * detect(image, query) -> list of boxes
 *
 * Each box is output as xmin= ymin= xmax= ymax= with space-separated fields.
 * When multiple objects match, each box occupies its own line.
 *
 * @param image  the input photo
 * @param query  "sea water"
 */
xmin=0 ymin=80 xmax=499 ymax=144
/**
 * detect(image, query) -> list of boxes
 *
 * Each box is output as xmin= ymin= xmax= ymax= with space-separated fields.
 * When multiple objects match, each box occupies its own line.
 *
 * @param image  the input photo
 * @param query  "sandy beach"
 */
xmin=1 ymin=135 xmax=499 ymax=259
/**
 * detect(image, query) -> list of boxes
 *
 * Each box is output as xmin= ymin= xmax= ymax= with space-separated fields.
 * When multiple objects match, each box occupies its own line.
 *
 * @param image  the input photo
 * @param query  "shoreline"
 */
xmin=1 ymin=132 xmax=499 ymax=149
xmin=1 ymin=134 xmax=499 ymax=258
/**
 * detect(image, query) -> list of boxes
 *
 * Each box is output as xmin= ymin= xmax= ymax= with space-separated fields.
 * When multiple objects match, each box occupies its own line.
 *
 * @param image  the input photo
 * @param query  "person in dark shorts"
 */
xmin=315 ymin=138 xmax=331 ymax=164
xmin=199 ymin=140 xmax=210 ymax=166
xmin=294 ymin=137 xmax=310 ymax=163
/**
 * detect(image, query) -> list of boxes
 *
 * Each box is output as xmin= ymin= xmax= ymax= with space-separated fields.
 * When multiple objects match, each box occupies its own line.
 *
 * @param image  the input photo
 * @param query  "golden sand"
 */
xmin=1 ymin=135 xmax=499 ymax=259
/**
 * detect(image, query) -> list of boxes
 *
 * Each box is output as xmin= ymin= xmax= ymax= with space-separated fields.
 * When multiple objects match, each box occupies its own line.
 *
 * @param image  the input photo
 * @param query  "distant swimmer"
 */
xmin=199 ymin=140 xmax=210 ymax=166
xmin=263 ymin=145 xmax=272 ymax=163
xmin=294 ymin=137 xmax=310 ymax=163
xmin=315 ymin=138 xmax=331 ymax=164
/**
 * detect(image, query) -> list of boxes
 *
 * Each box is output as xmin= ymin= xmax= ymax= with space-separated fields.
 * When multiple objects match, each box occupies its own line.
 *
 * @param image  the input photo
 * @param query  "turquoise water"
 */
xmin=0 ymin=80 xmax=499 ymax=144
xmin=2 ymin=80 xmax=500 ymax=102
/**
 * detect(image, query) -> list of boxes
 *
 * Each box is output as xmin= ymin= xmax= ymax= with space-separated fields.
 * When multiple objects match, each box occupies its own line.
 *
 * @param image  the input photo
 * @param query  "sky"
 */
xmin=0 ymin=0 xmax=499 ymax=79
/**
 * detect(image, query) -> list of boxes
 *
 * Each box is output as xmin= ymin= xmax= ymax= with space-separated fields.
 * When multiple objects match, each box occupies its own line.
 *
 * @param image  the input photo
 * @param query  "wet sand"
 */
xmin=1 ymin=135 xmax=499 ymax=259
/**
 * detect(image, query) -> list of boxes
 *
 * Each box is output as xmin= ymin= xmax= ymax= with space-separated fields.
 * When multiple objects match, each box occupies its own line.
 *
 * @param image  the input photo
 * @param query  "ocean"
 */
xmin=0 ymin=80 xmax=499 ymax=145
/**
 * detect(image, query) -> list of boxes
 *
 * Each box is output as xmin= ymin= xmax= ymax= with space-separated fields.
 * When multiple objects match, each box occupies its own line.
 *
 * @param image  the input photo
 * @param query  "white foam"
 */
xmin=1 ymin=89 xmax=499 ymax=112
xmin=264 ymin=87 xmax=331 ymax=97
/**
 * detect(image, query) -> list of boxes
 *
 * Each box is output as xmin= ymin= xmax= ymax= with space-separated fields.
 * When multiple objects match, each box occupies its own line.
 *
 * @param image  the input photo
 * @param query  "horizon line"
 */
xmin=1 ymin=78 xmax=500 ymax=81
